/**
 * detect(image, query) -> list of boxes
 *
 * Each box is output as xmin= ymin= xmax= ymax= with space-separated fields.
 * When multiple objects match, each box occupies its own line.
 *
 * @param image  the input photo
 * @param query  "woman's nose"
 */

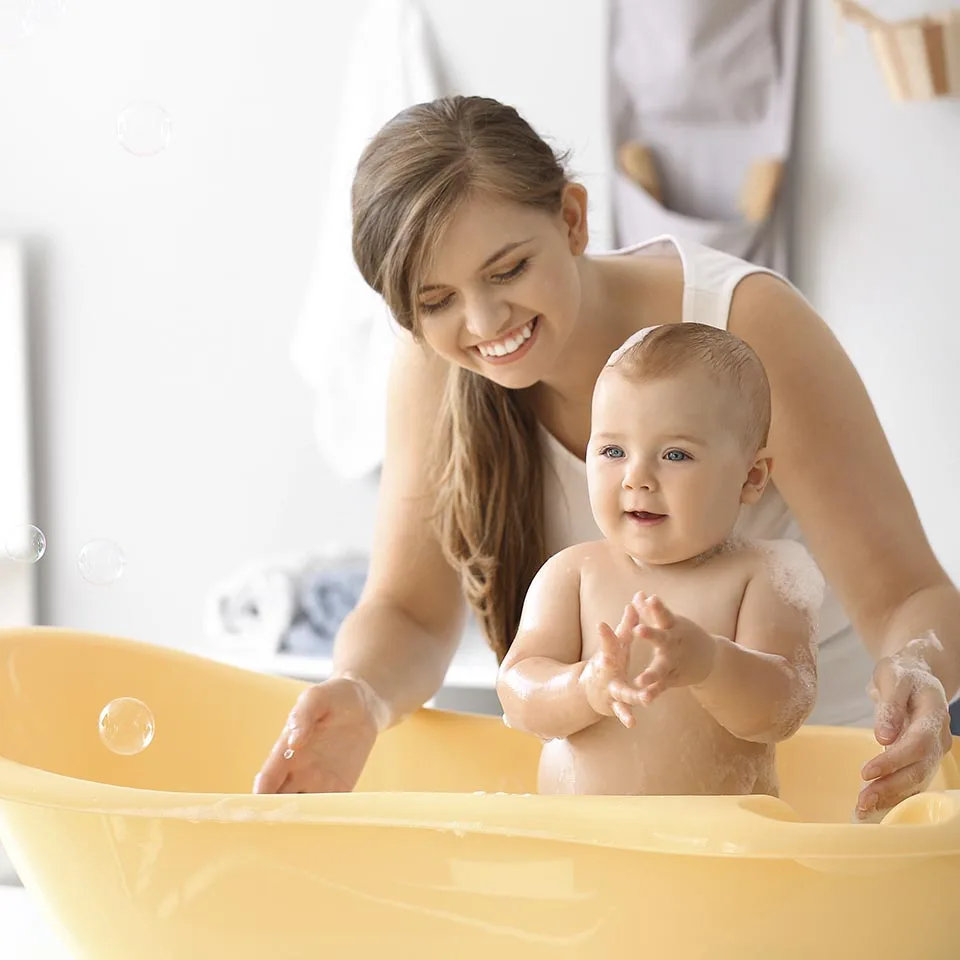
xmin=464 ymin=295 xmax=510 ymax=342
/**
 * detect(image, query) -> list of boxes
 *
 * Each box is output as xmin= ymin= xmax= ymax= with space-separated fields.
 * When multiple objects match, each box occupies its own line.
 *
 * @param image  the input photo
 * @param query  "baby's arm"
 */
xmin=497 ymin=548 xmax=608 ymax=740
xmin=689 ymin=542 xmax=824 ymax=743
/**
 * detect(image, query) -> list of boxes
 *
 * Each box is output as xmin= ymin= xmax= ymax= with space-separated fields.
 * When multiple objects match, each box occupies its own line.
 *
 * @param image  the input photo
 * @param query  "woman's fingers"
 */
xmin=254 ymin=687 xmax=332 ymax=792
xmin=869 ymin=658 xmax=915 ymax=745
xmin=252 ymin=734 xmax=294 ymax=794
xmin=286 ymin=685 xmax=337 ymax=747
xmin=861 ymin=695 xmax=947 ymax=782
xmin=856 ymin=757 xmax=935 ymax=818
xmin=859 ymin=696 xmax=948 ymax=813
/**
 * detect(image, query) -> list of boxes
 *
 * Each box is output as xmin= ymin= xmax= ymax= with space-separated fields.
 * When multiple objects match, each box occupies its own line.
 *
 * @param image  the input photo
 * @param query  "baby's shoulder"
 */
xmin=542 ymin=540 xmax=611 ymax=573
xmin=535 ymin=540 xmax=622 ymax=586
xmin=536 ymin=541 xmax=598 ymax=577
xmin=740 ymin=538 xmax=826 ymax=612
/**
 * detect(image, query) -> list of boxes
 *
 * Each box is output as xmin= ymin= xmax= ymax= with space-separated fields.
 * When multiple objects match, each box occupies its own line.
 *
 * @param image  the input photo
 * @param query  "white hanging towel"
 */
xmin=290 ymin=0 xmax=443 ymax=479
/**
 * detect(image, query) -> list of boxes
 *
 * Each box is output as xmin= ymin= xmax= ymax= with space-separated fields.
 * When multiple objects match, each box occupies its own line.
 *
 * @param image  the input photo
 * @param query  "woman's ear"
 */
xmin=560 ymin=182 xmax=589 ymax=255
xmin=740 ymin=448 xmax=773 ymax=505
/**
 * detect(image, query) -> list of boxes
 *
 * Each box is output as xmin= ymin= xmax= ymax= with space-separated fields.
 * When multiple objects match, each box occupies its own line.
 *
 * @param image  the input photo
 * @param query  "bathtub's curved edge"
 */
xmin=2 ymin=755 xmax=960 ymax=863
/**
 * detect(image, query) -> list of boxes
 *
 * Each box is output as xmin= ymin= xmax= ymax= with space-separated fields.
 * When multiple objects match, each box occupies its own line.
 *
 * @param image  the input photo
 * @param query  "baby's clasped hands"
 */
xmin=630 ymin=592 xmax=718 ymax=704
xmin=580 ymin=593 xmax=719 ymax=726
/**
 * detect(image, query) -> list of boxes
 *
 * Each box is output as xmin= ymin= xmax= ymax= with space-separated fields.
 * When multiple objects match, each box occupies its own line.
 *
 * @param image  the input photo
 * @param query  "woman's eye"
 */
xmin=663 ymin=449 xmax=690 ymax=462
xmin=492 ymin=258 xmax=529 ymax=283
xmin=419 ymin=294 xmax=453 ymax=314
xmin=601 ymin=445 xmax=625 ymax=459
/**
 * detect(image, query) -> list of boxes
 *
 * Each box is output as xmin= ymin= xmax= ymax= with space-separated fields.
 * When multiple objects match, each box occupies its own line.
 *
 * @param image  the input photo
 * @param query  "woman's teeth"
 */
xmin=477 ymin=318 xmax=536 ymax=358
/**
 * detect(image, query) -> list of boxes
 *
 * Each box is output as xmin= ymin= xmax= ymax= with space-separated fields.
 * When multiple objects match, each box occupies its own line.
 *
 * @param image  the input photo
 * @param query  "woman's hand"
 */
xmin=579 ymin=602 xmax=644 ymax=728
xmin=856 ymin=640 xmax=953 ymax=820
xmin=252 ymin=675 xmax=385 ymax=794
xmin=629 ymin=593 xmax=717 ymax=704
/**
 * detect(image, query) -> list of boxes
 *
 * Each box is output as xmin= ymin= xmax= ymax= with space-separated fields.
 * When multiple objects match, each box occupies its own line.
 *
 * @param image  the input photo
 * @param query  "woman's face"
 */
xmin=415 ymin=187 xmax=587 ymax=389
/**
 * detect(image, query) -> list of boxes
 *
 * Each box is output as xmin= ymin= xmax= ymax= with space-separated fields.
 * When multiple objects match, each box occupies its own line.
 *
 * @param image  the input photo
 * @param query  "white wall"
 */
xmin=791 ymin=0 xmax=960 ymax=584
xmin=1 ymin=0 xmax=957 ymax=652
xmin=0 ymin=0 xmax=608 ymax=649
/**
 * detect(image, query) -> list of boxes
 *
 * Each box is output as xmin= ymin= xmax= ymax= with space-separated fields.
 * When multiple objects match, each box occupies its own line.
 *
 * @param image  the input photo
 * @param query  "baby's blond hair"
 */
xmin=606 ymin=322 xmax=771 ymax=453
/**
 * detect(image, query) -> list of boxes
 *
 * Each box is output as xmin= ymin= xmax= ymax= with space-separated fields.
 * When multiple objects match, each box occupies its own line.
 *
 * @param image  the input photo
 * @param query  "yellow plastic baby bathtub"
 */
xmin=1 ymin=627 xmax=959 ymax=960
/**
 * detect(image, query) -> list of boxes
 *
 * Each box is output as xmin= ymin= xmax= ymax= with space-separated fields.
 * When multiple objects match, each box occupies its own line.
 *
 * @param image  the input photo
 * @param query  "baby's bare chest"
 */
xmin=578 ymin=555 xmax=751 ymax=667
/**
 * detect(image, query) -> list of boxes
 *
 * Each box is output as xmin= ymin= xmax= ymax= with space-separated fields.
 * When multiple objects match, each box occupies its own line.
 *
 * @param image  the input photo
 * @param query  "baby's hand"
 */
xmin=630 ymin=593 xmax=717 ymax=704
xmin=580 ymin=602 xmax=645 ymax=728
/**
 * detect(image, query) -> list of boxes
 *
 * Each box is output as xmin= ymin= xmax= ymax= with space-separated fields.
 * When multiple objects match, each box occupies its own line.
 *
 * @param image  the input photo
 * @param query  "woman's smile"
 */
xmin=471 ymin=315 xmax=540 ymax=365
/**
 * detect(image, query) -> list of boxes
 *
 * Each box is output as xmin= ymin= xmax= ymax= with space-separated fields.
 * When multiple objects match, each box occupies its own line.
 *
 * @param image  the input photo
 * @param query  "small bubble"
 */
xmin=4 ymin=524 xmax=45 ymax=563
xmin=283 ymin=748 xmax=294 ymax=760
xmin=78 ymin=539 xmax=126 ymax=585
xmin=98 ymin=697 xmax=154 ymax=755
xmin=117 ymin=101 xmax=172 ymax=157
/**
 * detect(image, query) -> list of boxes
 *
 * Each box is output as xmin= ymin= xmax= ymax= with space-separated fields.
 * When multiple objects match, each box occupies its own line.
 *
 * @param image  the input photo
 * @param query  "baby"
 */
xmin=497 ymin=322 xmax=824 ymax=797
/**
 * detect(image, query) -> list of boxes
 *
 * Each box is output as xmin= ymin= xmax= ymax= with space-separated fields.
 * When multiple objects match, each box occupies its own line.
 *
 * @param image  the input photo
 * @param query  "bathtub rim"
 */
xmin=1 ymin=627 xmax=960 ymax=863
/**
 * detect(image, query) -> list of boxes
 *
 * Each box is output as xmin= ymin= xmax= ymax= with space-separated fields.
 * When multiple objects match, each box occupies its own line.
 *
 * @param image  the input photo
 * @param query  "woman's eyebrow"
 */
xmin=418 ymin=238 xmax=533 ymax=294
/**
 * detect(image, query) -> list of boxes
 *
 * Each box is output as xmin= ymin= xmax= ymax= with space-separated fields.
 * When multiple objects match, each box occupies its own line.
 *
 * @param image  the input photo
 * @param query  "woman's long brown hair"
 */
xmin=351 ymin=96 xmax=570 ymax=661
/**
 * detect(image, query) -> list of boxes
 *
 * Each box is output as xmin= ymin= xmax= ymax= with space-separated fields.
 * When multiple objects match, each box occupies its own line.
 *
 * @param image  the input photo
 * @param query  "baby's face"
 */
xmin=586 ymin=368 xmax=759 ymax=564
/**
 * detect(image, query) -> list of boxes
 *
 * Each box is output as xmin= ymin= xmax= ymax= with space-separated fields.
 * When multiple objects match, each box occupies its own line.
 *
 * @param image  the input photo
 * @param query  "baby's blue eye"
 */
xmin=664 ymin=449 xmax=690 ymax=462
xmin=601 ymin=445 xmax=625 ymax=459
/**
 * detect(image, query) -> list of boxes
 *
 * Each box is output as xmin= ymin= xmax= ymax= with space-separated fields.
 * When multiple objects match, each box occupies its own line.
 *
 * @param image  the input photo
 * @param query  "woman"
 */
xmin=254 ymin=96 xmax=958 ymax=817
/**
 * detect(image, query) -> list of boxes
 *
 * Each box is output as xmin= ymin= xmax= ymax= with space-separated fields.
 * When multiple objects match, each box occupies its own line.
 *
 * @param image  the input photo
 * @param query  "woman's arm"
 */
xmin=330 ymin=335 xmax=467 ymax=725
xmin=497 ymin=550 xmax=602 ymax=740
xmin=730 ymin=274 xmax=958 ymax=809
xmin=253 ymin=338 xmax=466 ymax=793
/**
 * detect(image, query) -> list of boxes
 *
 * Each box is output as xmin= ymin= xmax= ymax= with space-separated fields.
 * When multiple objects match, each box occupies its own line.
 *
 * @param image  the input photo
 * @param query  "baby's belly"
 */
xmin=538 ymin=691 xmax=777 ymax=797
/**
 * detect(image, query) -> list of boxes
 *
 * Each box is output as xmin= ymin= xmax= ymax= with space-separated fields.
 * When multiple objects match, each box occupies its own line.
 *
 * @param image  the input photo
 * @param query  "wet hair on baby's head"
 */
xmin=605 ymin=322 xmax=771 ymax=453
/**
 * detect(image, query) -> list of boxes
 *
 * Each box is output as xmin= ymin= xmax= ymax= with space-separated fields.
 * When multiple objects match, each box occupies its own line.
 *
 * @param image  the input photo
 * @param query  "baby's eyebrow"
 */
xmin=664 ymin=434 xmax=707 ymax=446
xmin=418 ymin=239 xmax=533 ymax=293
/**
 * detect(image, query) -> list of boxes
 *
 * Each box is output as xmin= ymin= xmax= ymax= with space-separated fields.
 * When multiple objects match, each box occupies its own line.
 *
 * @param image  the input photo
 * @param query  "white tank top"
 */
xmin=541 ymin=234 xmax=875 ymax=727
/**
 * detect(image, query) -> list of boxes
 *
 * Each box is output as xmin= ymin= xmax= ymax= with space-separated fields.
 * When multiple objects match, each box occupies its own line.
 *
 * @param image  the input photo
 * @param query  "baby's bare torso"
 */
xmin=538 ymin=539 xmax=779 ymax=797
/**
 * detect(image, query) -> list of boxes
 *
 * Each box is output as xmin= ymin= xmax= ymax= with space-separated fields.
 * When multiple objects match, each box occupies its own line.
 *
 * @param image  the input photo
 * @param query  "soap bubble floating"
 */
xmin=78 ymin=539 xmax=126 ymax=585
xmin=98 ymin=697 xmax=155 ymax=755
xmin=117 ymin=101 xmax=172 ymax=157
xmin=4 ymin=524 xmax=46 ymax=563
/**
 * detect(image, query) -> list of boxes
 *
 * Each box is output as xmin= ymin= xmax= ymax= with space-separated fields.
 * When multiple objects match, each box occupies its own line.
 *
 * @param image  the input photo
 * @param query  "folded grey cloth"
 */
xmin=204 ymin=549 xmax=367 ymax=657
xmin=280 ymin=560 xmax=368 ymax=656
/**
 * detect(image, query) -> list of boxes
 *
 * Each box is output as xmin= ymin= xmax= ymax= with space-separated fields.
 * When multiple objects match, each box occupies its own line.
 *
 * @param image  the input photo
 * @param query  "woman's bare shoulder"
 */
xmin=727 ymin=270 xmax=817 ymax=345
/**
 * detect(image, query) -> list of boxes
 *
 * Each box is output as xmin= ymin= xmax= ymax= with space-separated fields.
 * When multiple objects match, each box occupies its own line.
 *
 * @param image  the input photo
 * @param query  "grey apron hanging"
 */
xmin=609 ymin=0 xmax=802 ymax=272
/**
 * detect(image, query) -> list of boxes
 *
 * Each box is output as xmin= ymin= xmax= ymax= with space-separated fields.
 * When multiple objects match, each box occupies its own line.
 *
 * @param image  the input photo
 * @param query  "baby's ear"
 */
xmin=740 ymin=448 xmax=773 ymax=505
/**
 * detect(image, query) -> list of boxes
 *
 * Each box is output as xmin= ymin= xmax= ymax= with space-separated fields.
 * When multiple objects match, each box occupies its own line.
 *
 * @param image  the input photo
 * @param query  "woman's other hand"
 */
xmin=856 ymin=640 xmax=953 ymax=819
xmin=253 ymin=675 xmax=386 ymax=794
